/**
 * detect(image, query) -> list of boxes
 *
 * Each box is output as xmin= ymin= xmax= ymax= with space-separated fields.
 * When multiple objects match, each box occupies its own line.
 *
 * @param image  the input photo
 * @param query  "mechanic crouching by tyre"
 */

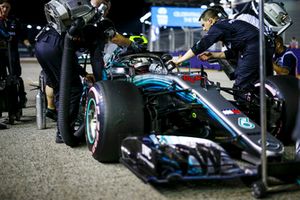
xmin=172 ymin=8 xmax=272 ymax=102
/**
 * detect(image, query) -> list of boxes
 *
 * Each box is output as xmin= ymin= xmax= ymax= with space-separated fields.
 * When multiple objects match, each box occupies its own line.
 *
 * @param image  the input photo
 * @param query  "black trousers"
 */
xmin=35 ymin=30 xmax=83 ymax=130
xmin=0 ymin=49 xmax=26 ymax=110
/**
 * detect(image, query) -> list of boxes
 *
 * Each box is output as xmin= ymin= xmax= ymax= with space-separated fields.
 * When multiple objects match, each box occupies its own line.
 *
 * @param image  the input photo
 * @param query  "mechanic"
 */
xmin=172 ymin=8 xmax=270 ymax=101
xmin=35 ymin=0 xmax=137 ymax=143
xmin=35 ymin=0 xmax=108 ymax=143
xmin=80 ymin=18 xmax=135 ymax=81
xmin=273 ymin=35 xmax=300 ymax=160
xmin=273 ymin=35 xmax=299 ymax=77
xmin=42 ymin=25 xmax=134 ymax=122
xmin=35 ymin=24 xmax=90 ymax=143
xmin=0 ymin=0 xmax=28 ymax=113
xmin=80 ymin=0 xmax=144 ymax=80
xmin=232 ymin=0 xmax=275 ymax=76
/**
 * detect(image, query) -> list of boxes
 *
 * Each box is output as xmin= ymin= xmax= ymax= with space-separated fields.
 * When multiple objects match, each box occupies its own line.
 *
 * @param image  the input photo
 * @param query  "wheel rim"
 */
xmin=86 ymin=98 xmax=97 ymax=144
xmin=255 ymin=83 xmax=283 ymax=137
xmin=264 ymin=86 xmax=283 ymax=137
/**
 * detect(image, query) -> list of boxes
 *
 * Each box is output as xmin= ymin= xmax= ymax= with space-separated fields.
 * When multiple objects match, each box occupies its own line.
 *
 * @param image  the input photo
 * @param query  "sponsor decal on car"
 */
xmin=222 ymin=109 xmax=241 ymax=115
xmin=238 ymin=117 xmax=255 ymax=129
xmin=182 ymin=75 xmax=203 ymax=83
xmin=257 ymin=139 xmax=281 ymax=150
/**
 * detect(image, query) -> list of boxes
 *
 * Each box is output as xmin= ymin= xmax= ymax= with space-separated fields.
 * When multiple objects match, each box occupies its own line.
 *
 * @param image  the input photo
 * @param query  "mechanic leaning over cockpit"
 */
xmin=35 ymin=0 xmax=134 ymax=143
xmin=172 ymin=8 xmax=271 ymax=102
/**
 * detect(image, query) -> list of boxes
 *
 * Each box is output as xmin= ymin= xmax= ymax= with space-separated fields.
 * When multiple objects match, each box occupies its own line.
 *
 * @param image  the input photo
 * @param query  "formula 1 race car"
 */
xmin=84 ymin=50 xmax=298 ymax=165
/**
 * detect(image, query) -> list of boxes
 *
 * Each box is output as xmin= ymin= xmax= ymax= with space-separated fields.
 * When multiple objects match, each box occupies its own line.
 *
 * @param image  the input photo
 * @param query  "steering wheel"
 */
xmin=166 ymin=61 xmax=180 ymax=73
xmin=161 ymin=54 xmax=180 ymax=73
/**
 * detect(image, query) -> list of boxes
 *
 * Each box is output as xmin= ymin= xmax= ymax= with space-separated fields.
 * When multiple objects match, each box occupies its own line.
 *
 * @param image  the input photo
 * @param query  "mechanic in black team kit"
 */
xmin=35 ymin=0 xmax=135 ymax=143
xmin=35 ymin=0 xmax=111 ymax=143
xmin=0 ymin=0 xmax=28 ymax=115
xmin=172 ymin=8 xmax=268 ymax=101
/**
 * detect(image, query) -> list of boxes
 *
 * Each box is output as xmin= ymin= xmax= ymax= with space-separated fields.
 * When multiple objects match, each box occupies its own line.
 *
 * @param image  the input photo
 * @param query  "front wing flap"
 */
xmin=120 ymin=135 xmax=257 ymax=184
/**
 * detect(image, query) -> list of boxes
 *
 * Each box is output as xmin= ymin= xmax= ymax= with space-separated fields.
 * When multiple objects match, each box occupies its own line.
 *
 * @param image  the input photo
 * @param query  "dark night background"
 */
xmin=13 ymin=0 xmax=151 ymax=33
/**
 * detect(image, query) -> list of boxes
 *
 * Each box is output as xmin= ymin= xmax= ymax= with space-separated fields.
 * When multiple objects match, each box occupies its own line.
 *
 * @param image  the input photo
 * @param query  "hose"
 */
xmin=58 ymin=30 xmax=82 ymax=147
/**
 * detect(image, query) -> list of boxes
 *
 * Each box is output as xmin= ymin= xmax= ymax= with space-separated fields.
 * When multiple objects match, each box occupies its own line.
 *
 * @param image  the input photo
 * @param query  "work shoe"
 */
xmin=46 ymin=108 xmax=57 ymax=121
xmin=0 ymin=122 xmax=8 ymax=129
xmin=55 ymin=132 xmax=64 ymax=144
xmin=21 ymin=96 xmax=27 ymax=108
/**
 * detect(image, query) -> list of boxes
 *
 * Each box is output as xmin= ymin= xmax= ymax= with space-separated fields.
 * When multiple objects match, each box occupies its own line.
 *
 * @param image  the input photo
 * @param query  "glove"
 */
xmin=104 ymin=27 xmax=116 ymax=39
xmin=97 ymin=18 xmax=116 ymax=39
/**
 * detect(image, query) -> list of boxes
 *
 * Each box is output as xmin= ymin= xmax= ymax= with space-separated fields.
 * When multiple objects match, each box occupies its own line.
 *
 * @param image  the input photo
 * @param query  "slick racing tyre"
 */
xmin=85 ymin=81 xmax=144 ymax=162
xmin=255 ymin=75 xmax=299 ymax=144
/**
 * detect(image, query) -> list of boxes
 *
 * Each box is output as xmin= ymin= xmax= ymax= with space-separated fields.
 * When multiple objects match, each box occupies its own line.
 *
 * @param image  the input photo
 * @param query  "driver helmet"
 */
xmin=129 ymin=35 xmax=148 ymax=48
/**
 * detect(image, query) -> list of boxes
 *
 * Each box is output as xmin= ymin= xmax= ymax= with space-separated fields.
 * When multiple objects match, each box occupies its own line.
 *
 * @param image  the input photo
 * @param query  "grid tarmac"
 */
xmin=0 ymin=58 xmax=299 ymax=200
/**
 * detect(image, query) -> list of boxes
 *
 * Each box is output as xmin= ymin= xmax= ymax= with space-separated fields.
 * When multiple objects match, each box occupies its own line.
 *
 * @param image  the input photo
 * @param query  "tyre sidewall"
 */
xmin=86 ymin=81 xmax=144 ymax=162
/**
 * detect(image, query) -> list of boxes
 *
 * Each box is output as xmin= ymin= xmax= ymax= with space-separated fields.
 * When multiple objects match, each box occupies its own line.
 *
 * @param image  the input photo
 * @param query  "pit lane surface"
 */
xmin=0 ymin=58 xmax=299 ymax=200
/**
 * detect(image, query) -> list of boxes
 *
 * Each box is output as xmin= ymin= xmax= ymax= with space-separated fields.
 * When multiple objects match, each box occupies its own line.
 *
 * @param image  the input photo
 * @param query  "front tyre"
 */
xmin=251 ymin=181 xmax=267 ymax=198
xmin=85 ymin=81 xmax=144 ymax=162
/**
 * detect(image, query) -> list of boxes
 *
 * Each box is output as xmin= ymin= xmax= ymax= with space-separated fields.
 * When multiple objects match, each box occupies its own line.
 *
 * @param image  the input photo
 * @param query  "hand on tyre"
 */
xmin=85 ymin=74 xmax=95 ymax=83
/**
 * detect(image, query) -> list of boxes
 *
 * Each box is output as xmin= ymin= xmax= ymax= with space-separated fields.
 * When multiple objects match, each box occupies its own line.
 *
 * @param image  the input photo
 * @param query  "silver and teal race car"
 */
xmin=84 ymin=50 xmax=299 ymax=183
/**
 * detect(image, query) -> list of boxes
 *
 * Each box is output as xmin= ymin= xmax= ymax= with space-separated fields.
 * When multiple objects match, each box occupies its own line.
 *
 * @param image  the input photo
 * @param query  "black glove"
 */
xmin=104 ymin=27 xmax=116 ymax=39
xmin=97 ymin=18 xmax=116 ymax=39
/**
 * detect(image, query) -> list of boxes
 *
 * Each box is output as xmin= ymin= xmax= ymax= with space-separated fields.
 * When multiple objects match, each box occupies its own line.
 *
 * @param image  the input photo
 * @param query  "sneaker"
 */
xmin=46 ymin=108 xmax=57 ymax=121
xmin=55 ymin=132 xmax=64 ymax=144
